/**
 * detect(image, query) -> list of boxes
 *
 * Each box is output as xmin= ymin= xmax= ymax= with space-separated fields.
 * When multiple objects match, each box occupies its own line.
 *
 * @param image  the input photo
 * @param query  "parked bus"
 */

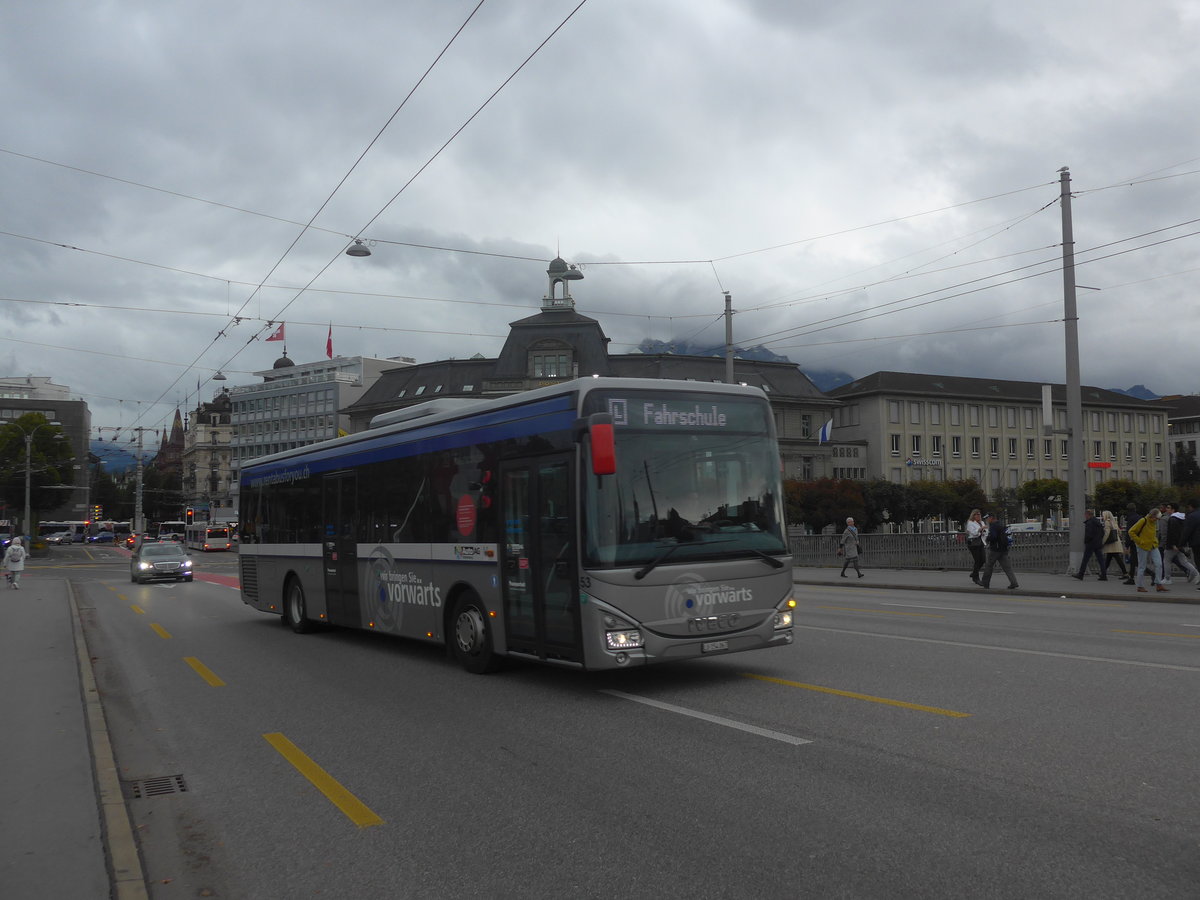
xmin=238 ymin=377 xmax=795 ymax=673
xmin=157 ymin=521 xmax=187 ymax=542
xmin=185 ymin=523 xmax=233 ymax=551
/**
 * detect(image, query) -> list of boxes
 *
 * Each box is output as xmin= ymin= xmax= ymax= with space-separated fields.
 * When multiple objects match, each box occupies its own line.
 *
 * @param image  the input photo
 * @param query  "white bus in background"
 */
xmin=185 ymin=523 xmax=233 ymax=552
xmin=156 ymin=521 xmax=187 ymax=542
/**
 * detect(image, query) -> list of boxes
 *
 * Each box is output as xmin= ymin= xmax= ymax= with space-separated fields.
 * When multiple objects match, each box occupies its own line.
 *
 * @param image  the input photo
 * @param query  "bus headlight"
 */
xmin=606 ymin=629 xmax=644 ymax=650
xmin=773 ymin=610 xmax=793 ymax=630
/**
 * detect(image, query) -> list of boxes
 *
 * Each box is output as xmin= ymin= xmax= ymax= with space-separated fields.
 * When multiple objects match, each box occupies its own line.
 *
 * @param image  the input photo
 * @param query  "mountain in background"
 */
xmin=803 ymin=369 xmax=856 ymax=393
xmin=1107 ymin=384 xmax=1160 ymax=400
xmin=90 ymin=439 xmax=148 ymax=474
xmin=636 ymin=338 xmax=792 ymax=363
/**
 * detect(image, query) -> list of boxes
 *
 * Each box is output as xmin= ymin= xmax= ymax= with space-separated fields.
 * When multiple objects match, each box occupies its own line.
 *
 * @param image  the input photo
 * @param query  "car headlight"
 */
xmin=605 ymin=629 xmax=644 ymax=650
xmin=773 ymin=610 xmax=793 ymax=629
xmin=138 ymin=561 xmax=153 ymax=570
xmin=182 ymin=560 xmax=193 ymax=568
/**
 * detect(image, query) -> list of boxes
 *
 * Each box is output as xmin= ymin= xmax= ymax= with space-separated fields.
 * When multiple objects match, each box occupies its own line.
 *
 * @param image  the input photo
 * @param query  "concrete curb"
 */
xmin=69 ymin=584 xmax=149 ymax=900
xmin=793 ymin=575 xmax=1200 ymax=605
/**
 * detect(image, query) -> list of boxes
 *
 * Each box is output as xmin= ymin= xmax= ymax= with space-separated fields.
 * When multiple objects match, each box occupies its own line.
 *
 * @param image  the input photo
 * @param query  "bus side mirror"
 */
xmin=575 ymin=413 xmax=617 ymax=476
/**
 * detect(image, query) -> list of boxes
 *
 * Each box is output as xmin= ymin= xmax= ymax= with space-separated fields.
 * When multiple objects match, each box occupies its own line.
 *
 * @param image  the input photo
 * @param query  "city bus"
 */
xmin=156 ymin=520 xmax=187 ymax=542
xmin=237 ymin=377 xmax=795 ymax=673
xmin=185 ymin=523 xmax=233 ymax=551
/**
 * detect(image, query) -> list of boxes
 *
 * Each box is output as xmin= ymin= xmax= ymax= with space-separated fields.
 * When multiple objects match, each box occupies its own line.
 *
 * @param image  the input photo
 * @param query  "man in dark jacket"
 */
xmin=979 ymin=512 xmax=1019 ymax=590
xmin=1161 ymin=502 xmax=1198 ymax=585
xmin=1072 ymin=509 xmax=1107 ymax=580
xmin=1182 ymin=499 xmax=1200 ymax=591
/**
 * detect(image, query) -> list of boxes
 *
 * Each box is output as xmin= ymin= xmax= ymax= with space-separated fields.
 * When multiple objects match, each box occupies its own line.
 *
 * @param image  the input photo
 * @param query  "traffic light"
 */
xmin=185 ymin=507 xmax=194 ymax=525
xmin=92 ymin=505 xmax=103 ymax=520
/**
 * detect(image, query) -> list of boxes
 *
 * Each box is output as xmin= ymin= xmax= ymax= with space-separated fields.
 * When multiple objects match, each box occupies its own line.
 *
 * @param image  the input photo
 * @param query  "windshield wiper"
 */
xmin=746 ymin=548 xmax=786 ymax=569
xmin=634 ymin=543 xmax=681 ymax=580
xmin=634 ymin=539 xmax=733 ymax=580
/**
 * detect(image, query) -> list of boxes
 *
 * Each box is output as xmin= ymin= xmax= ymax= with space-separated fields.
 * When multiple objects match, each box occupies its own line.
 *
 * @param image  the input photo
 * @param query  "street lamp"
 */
xmin=1 ymin=419 xmax=63 ymax=540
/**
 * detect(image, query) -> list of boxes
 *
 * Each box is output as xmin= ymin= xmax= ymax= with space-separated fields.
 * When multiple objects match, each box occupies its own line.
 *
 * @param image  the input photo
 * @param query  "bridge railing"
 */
xmin=788 ymin=531 xmax=1072 ymax=574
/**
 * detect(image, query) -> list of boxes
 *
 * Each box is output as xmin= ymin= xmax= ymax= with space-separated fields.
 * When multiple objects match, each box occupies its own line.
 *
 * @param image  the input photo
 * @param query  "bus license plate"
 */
xmin=702 ymin=640 xmax=729 ymax=653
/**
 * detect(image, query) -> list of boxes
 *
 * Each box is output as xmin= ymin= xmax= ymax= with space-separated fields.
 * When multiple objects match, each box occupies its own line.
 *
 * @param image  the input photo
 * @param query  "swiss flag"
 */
xmin=266 ymin=323 xmax=285 ymax=342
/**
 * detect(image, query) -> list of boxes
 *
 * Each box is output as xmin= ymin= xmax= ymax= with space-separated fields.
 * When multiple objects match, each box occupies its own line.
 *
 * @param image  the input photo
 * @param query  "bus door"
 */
xmin=499 ymin=453 xmax=582 ymax=663
xmin=322 ymin=472 xmax=360 ymax=627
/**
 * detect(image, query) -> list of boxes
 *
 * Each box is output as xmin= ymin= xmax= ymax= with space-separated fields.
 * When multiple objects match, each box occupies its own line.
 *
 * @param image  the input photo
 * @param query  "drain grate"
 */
xmin=124 ymin=774 xmax=189 ymax=799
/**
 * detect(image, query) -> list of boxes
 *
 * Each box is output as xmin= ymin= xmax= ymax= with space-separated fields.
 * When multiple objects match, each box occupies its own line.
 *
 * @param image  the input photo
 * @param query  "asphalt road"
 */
xmin=64 ymin=547 xmax=1200 ymax=899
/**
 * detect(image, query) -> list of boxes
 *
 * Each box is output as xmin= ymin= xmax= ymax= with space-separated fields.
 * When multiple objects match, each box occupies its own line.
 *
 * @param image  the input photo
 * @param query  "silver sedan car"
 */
xmin=130 ymin=542 xmax=194 ymax=584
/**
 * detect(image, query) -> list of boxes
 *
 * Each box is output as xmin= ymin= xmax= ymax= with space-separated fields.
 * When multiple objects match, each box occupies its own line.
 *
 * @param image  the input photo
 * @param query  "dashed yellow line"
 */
xmin=263 ymin=732 xmax=384 ymax=827
xmin=742 ymin=672 xmax=971 ymax=717
xmin=149 ymin=623 xmax=171 ymax=639
xmin=184 ymin=657 xmax=226 ymax=686
xmin=131 ymin=605 xmax=145 ymax=615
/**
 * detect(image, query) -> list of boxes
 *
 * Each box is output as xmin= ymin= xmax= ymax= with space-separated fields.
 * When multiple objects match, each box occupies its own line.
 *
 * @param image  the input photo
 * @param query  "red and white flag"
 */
xmin=326 ymin=324 xmax=333 ymax=359
xmin=266 ymin=323 xmax=285 ymax=342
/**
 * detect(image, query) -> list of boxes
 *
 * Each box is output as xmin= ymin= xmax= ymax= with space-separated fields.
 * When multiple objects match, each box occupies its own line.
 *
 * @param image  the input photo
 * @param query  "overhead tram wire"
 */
xmin=201 ymin=0 xmax=593 ymax=390
xmin=121 ymin=2 xmax=495 ymax=434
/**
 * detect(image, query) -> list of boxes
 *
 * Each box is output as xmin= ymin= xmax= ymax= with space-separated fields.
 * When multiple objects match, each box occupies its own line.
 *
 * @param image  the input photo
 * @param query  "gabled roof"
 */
xmin=1153 ymin=394 xmax=1200 ymax=419
xmin=831 ymin=371 xmax=1157 ymax=407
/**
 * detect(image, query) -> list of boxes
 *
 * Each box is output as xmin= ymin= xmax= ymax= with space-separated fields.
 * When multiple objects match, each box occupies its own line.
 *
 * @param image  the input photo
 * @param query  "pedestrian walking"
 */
xmin=1160 ymin=502 xmax=1198 ymax=585
xmin=1071 ymin=509 xmax=1106 ymax=580
xmin=979 ymin=512 xmax=1019 ymax=590
xmin=1127 ymin=507 xmax=1167 ymax=594
xmin=1099 ymin=510 xmax=1127 ymax=579
xmin=3 ymin=536 xmax=27 ymax=589
xmin=1181 ymin=498 xmax=1200 ymax=591
xmin=838 ymin=517 xmax=864 ymax=578
xmin=965 ymin=508 xmax=987 ymax=585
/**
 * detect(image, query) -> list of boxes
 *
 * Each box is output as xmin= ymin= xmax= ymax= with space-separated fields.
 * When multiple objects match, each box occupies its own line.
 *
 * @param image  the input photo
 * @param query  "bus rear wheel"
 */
xmin=451 ymin=593 xmax=500 ymax=674
xmin=284 ymin=579 xmax=316 ymax=634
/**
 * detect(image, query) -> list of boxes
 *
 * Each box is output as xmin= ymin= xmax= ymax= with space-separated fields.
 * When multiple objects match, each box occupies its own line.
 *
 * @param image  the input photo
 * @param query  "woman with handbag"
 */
xmin=965 ymin=508 xmax=987 ymax=585
xmin=838 ymin=517 xmax=864 ymax=578
xmin=1099 ymin=510 xmax=1127 ymax=580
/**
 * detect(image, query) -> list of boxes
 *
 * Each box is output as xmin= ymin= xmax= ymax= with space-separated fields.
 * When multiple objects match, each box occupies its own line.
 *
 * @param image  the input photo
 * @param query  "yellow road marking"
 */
xmin=816 ymin=605 xmax=943 ymax=618
xmin=742 ymin=673 xmax=971 ymax=717
xmin=184 ymin=657 xmax=226 ymax=686
xmin=1113 ymin=630 xmax=1200 ymax=639
xmin=131 ymin=605 xmax=144 ymax=615
xmin=263 ymin=733 xmax=384 ymax=827
xmin=150 ymin=623 xmax=171 ymax=639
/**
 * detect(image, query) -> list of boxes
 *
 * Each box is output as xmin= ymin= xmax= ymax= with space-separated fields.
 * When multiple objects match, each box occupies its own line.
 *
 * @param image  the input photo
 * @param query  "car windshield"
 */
xmin=142 ymin=545 xmax=182 ymax=558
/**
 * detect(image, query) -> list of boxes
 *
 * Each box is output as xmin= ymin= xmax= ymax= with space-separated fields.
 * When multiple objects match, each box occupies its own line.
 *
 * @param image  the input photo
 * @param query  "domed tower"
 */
xmin=543 ymin=256 xmax=583 ymax=310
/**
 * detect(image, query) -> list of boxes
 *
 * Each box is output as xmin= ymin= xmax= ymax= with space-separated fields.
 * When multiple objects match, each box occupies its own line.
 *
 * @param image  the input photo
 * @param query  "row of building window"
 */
xmin=232 ymin=390 xmax=335 ymax=416
xmin=889 ymin=434 xmax=1163 ymax=461
xmin=890 ymin=468 xmax=1157 ymax=486
xmin=883 ymin=401 xmax=1162 ymax=434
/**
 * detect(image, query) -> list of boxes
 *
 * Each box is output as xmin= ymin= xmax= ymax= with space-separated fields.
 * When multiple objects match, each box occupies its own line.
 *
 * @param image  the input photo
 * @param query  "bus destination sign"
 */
xmin=590 ymin=391 xmax=770 ymax=432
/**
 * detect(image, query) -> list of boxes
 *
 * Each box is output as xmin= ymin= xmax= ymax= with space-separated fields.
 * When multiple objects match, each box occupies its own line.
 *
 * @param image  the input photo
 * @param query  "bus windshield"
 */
xmin=582 ymin=390 xmax=787 ymax=568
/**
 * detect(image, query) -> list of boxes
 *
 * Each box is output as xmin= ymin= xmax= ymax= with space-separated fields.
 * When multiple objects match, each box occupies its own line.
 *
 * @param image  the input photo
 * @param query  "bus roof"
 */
xmin=240 ymin=376 xmax=769 ymax=478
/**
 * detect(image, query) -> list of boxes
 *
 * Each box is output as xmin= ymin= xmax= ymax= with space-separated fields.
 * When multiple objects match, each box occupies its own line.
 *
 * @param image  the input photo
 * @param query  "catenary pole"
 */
xmin=1059 ymin=167 xmax=1084 ymax=573
xmin=724 ymin=291 xmax=734 ymax=384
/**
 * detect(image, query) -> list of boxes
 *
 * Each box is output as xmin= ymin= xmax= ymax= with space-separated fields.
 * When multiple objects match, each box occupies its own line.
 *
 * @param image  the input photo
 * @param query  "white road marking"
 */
xmin=882 ymin=603 xmax=1015 ymax=614
xmin=600 ymin=690 xmax=812 ymax=745
xmin=801 ymin=625 xmax=1200 ymax=672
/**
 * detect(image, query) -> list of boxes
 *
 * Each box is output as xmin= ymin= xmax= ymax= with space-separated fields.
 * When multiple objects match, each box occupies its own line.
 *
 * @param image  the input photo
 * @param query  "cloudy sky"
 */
xmin=2 ymin=0 xmax=1198 ymax=439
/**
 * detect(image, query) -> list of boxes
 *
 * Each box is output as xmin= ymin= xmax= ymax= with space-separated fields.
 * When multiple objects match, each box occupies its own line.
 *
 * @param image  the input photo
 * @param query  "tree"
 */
xmin=0 ymin=414 xmax=74 ymax=526
xmin=1172 ymin=445 xmax=1200 ymax=489
xmin=907 ymin=479 xmax=957 ymax=527
xmin=861 ymin=478 xmax=909 ymax=532
xmin=783 ymin=478 xmax=864 ymax=532
xmin=1093 ymin=479 xmax=1149 ymax=521
xmin=944 ymin=478 xmax=988 ymax=524
xmin=990 ymin=487 xmax=1022 ymax=523
xmin=1016 ymin=477 xmax=1068 ymax=524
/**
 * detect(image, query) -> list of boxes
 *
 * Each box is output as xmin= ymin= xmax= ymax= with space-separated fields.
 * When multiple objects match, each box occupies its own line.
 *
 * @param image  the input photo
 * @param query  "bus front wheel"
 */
xmin=284 ymin=579 xmax=316 ymax=634
xmin=450 ymin=593 xmax=500 ymax=674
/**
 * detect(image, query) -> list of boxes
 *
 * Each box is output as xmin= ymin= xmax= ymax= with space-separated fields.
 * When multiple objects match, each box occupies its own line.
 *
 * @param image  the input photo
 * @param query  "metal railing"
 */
xmin=789 ymin=531 xmax=1072 ymax=574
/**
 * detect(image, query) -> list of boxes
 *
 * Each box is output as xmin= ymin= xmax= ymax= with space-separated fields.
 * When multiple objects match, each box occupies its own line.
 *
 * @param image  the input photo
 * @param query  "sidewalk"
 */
xmin=793 ymin=565 xmax=1200 ymax=605
xmin=0 ymin=574 xmax=146 ymax=900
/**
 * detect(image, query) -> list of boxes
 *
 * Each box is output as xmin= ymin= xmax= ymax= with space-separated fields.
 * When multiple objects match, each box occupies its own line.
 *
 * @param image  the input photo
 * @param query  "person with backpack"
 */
xmin=979 ymin=512 xmax=1019 ymax=591
xmin=3 ymin=537 xmax=27 ymax=589
xmin=1127 ymin=507 xmax=1167 ymax=594
xmin=1071 ymin=509 xmax=1107 ymax=580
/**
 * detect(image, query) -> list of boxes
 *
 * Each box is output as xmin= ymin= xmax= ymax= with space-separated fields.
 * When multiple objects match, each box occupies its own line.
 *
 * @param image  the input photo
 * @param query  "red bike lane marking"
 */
xmin=197 ymin=572 xmax=240 ymax=589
